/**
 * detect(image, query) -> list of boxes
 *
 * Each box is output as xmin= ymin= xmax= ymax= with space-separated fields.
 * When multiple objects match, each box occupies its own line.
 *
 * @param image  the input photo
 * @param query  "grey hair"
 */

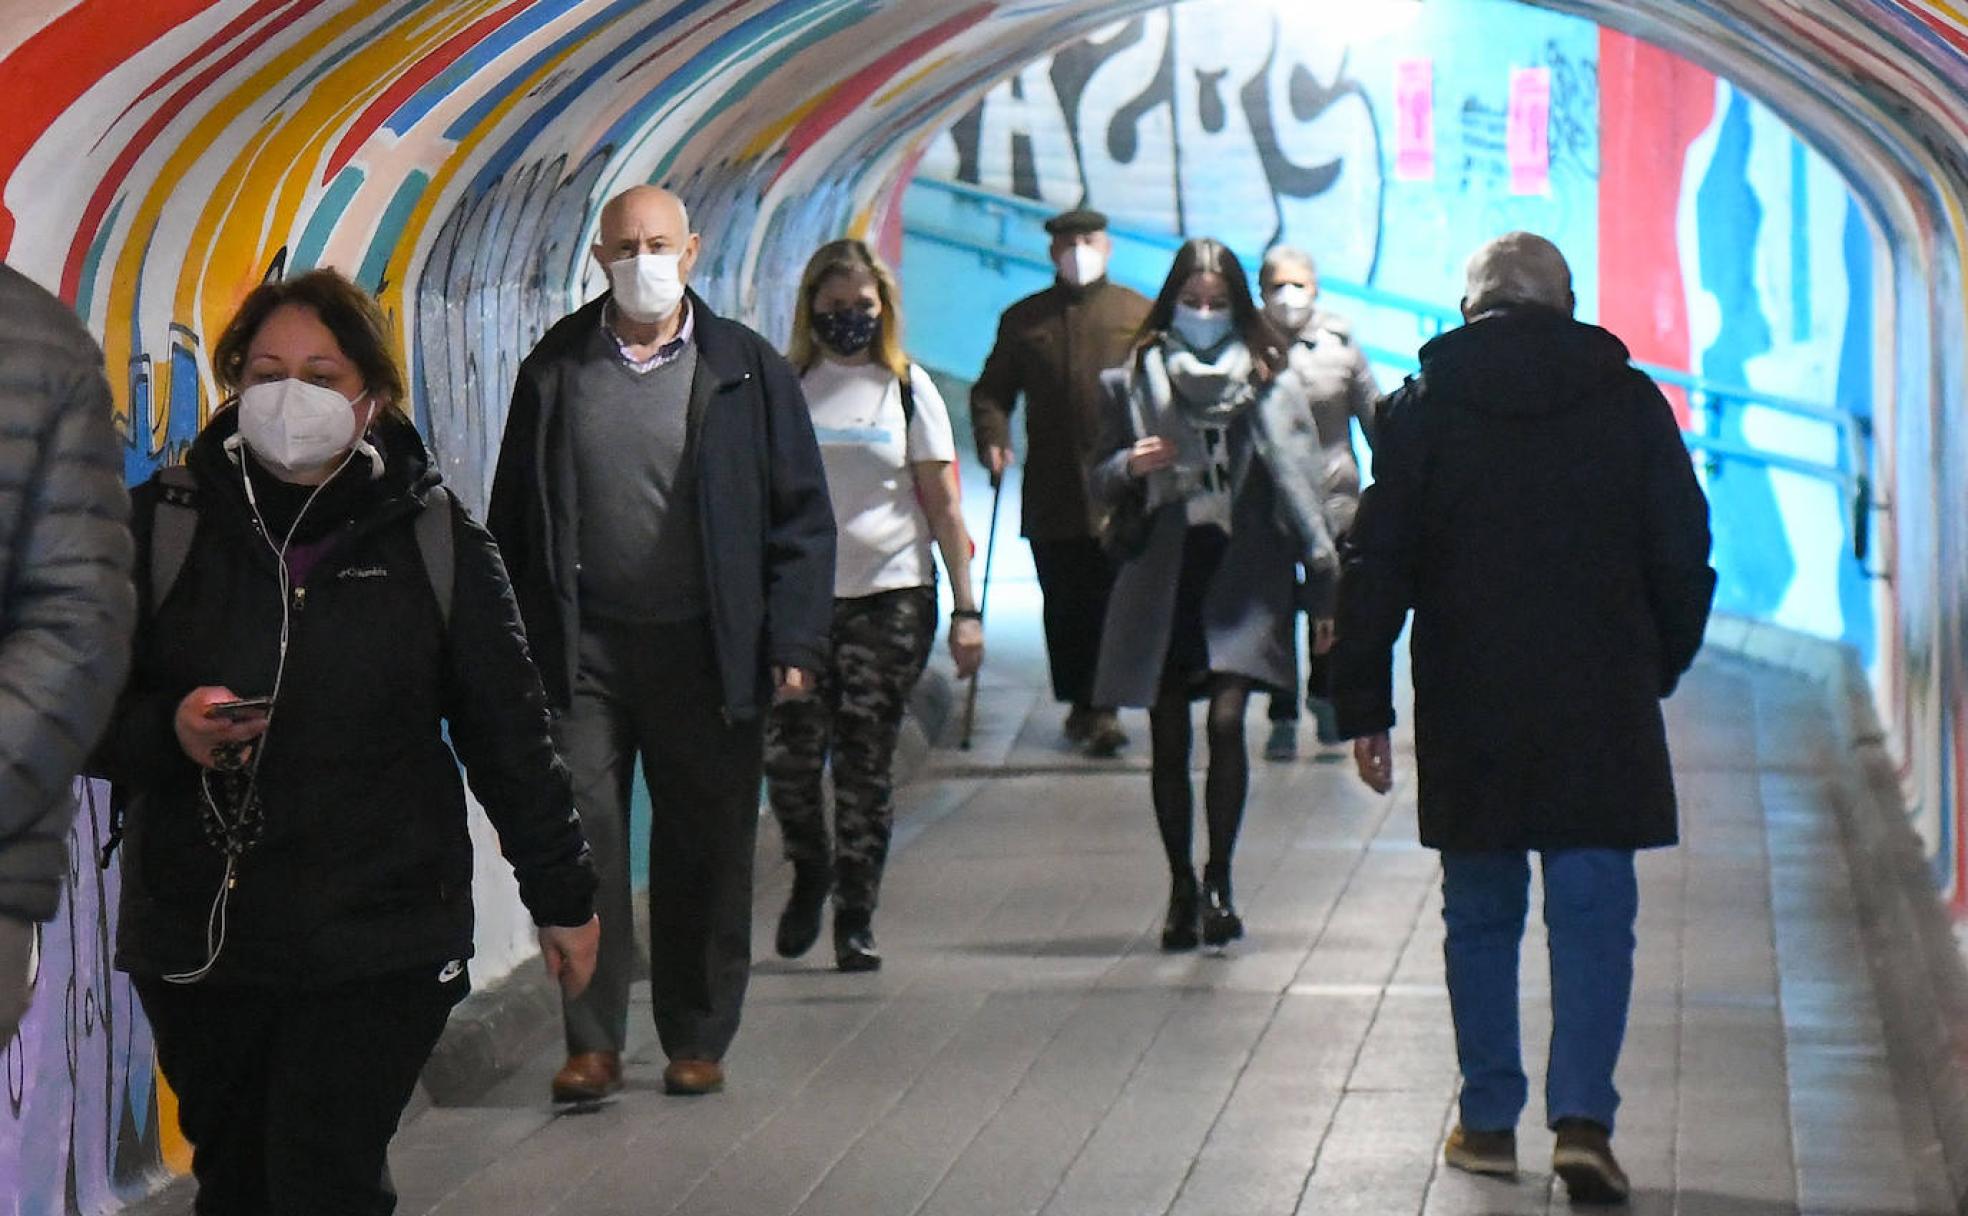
xmin=1463 ymin=231 xmax=1573 ymax=317
xmin=1260 ymin=245 xmax=1317 ymax=287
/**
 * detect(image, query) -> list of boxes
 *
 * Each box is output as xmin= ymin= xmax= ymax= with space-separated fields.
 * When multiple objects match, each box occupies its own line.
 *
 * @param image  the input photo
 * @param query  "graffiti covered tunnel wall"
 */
xmin=0 ymin=0 xmax=1966 ymax=1210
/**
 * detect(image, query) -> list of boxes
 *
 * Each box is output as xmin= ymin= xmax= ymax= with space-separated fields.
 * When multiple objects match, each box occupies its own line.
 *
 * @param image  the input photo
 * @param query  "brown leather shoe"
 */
xmin=551 ymin=1051 xmax=622 ymax=1103
xmin=662 ymin=1057 xmax=725 ymax=1095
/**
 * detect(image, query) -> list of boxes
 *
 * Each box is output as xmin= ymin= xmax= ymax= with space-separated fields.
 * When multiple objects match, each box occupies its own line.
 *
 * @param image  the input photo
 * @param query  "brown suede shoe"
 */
xmin=663 ymin=1057 xmax=725 ymax=1095
xmin=550 ymin=1051 xmax=622 ymax=1104
xmin=1553 ymin=1118 xmax=1630 ymax=1204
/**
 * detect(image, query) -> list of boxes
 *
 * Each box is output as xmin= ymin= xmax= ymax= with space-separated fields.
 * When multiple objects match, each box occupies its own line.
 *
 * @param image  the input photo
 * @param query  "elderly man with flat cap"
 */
xmin=971 ymin=208 xmax=1151 ymax=755
xmin=489 ymin=185 xmax=835 ymax=1102
xmin=1332 ymin=232 xmax=1714 ymax=1203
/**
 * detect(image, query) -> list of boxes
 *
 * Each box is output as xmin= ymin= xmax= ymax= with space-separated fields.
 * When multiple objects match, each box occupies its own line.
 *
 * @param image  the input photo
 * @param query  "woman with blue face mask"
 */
xmin=91 ymin=269 xmax=599 ymax=1214
xmin=1086 ymin=238 xmax=1338 ymax=952
xmin=766 ymin=240 xmax=984 ymax=973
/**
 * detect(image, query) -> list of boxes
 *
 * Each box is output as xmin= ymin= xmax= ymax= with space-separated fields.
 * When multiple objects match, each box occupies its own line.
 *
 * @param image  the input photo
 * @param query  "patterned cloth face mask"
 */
xmin=813 ymin=308 xmax=880 ymax=357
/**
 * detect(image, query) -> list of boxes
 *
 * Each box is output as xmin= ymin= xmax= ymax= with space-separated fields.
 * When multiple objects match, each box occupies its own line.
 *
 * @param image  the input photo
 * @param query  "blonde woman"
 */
xmin=768 ymin=239 xmax=984 ymax=971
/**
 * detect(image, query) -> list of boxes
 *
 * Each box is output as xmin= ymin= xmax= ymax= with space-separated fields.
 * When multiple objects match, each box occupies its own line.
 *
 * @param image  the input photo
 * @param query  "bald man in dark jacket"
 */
xmin=1333 ymin=233 xmax=1714 ymax=1203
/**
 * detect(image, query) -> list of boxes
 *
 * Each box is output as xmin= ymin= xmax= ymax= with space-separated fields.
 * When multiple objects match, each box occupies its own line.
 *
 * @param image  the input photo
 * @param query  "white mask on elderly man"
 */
xmin=1264 ymin=284 xmax=1316 ymax=334
xmin=608 ymin=252 xmax=686 ymax=323
xmin=238 ymin=378 xmax=367 ymax=478
xmin=1056 ymin=244 xmax=1107 ymax=288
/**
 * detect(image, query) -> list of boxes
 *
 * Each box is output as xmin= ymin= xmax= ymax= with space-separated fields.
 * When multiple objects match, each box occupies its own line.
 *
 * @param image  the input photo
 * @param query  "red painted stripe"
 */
xmin=773 ymin=4 xmax=992 ymax=183
xmin=1596 ymin=29 xmax=1716 ymax=428
xmin=323 ymin=0 xmax=534 ymax=182
xmin=617 ymin=0 xmax=755 ymax=82
xmin=110 ymin=0 xmax=295 ymax=139
xmin=58 ymin=3 xmax=320 ymax=304
xmin=0 ymin=0 xmax=214 ymax=260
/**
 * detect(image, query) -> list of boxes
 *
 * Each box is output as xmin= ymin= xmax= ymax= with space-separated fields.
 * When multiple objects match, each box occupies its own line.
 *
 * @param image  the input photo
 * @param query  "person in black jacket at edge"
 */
xmin=489 ymin=185 xmax=836 ymax=1104
xmin=91 ymin=269 xmax=600 ymax=1216
xmin=1331 ymin=233 xmax=1715 ymax=1206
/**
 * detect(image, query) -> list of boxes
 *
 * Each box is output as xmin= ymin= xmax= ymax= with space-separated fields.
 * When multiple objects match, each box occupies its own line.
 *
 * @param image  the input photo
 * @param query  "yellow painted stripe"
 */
xmin=874 ymin=55 xmax=951 ymax=108
xmin=739 ymin=86 xmax=839 ymax=160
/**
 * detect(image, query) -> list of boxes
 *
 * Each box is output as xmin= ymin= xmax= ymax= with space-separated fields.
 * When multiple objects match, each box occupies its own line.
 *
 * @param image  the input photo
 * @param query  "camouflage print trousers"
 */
xmin=764 ymin=586 xmax=936 ymax=914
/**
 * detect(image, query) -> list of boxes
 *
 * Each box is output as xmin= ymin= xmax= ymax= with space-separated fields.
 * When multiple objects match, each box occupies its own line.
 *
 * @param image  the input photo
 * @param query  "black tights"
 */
xmin=1148 ymin=675 xmax=1252 ymax=889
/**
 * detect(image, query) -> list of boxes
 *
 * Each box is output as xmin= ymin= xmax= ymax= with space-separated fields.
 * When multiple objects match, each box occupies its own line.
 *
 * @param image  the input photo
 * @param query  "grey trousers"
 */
xmin=553 ymin=617 xmax=763 ymax=1062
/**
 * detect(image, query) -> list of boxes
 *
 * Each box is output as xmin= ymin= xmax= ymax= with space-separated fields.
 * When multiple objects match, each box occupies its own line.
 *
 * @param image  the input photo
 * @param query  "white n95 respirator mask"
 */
xmin=1264 ymin=284 xmax=1316 ymax=334
xmin=237 ymin=379 xmax=365 ymax=478
xmin=1056 ymin=245 xmax=1107 ymax=288
xmin=608 ymin=253 xmax=686 ymax=323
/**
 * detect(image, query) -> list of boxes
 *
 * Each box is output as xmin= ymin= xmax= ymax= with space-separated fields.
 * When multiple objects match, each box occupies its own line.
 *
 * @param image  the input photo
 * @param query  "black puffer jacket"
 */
xmin=1332 ymin=309 xmax=1716 ymax=852
xmin=0 ymin=266 xmax=135 ymax=922
xmin=94 ymin=411 xmax=594 ymax=986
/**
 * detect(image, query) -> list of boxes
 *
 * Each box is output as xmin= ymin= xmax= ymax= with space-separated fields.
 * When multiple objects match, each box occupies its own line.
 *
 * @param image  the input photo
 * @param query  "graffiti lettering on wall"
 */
xmin=924 ymin=6 xmax=1386 ymax=281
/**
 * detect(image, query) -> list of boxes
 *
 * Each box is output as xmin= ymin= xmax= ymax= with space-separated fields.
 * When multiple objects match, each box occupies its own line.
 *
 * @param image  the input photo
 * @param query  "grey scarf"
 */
xmin=1133 ymin=342 xmax=1258 ymax=518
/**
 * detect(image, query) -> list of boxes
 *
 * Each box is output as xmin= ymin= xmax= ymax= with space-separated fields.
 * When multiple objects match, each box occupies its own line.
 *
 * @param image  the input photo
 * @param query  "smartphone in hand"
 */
xmin=207 ymin=696 xmax=272 ymax=722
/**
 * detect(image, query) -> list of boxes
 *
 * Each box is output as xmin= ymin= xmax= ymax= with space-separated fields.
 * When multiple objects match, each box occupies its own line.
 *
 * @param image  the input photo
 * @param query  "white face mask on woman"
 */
xmin=1171 ymin=304 xmax=1235 ymax=352
xmin=608 ymin=252 xmax=686 ymax=323
xmin=238 ymin=379 xmax=367 ymax=478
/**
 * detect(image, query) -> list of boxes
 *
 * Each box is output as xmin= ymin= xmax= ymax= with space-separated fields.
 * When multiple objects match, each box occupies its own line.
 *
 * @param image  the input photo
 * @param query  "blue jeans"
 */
xmin=1440 ymin=848 xmax=1638 ymax=1134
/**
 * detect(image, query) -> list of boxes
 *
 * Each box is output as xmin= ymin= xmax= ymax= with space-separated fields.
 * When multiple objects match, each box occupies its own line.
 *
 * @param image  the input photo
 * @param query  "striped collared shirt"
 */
xmin=603 ymin=297 xmax=694 ymax=374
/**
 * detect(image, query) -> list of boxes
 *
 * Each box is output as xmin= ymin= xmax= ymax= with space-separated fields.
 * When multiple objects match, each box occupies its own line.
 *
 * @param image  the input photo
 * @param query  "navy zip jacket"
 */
xmin=488 ymin=290 xmax=835 ymax=720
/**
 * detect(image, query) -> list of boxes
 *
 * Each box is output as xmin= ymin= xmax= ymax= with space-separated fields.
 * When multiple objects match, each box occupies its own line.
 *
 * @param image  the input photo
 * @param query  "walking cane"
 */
xmin=958 ymin=471 xmax=1005 ymax=750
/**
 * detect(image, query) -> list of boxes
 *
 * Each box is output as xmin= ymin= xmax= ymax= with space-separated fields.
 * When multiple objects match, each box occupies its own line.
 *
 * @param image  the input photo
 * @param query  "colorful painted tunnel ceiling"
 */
xmin=0 ymin=0 xmax=1966 ymax=1211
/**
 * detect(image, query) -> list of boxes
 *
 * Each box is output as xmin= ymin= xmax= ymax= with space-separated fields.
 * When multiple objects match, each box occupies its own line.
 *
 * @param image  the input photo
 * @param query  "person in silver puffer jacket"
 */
xmin=0 ymin=264 xmax=136 ymax=1038
xmin=1255 ymin=247 xmax=1381 ymax=760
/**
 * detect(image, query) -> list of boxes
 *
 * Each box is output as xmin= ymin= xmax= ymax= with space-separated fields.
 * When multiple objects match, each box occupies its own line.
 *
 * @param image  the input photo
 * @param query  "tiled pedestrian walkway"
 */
xmin=288 ymin=602 xmax=1947 ymax=1216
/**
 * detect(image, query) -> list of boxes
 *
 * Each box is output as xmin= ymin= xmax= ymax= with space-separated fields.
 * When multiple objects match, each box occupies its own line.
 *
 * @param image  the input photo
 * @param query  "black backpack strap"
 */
xmin=414 ymin=487 xmax=455 ymax=629
xmin=149 ymin=465 xmax=199 ymax=614
xmin=898 ymin=368 xmax=916 ymax=433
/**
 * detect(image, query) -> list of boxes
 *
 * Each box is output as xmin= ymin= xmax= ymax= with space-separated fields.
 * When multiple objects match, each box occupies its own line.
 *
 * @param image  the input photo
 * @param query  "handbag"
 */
xmin=1098 ymin=476 xmax=1154 ymax=564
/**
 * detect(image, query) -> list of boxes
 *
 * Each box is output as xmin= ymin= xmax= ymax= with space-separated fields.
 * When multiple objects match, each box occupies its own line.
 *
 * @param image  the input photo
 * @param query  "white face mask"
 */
xmin=1056 ymin=244 xmax=1107 ymax=288
xmin=1171 ymin=304 xmax=1235 ymax=352
xmin=1264 ymin=284 xmax=1315 ymax=334
xmin=238 ymin=379 xmax=365 ymax=478
xmin=607 ymin=252 xmax=686 ymax=324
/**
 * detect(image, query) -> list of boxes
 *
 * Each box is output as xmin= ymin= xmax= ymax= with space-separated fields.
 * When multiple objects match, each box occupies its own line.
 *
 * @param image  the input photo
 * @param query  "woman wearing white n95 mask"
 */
xmin=91 ymin=269 xmax=599 ymax=1215
xmin=1086 ymin=238 xmax=1335 ymax=955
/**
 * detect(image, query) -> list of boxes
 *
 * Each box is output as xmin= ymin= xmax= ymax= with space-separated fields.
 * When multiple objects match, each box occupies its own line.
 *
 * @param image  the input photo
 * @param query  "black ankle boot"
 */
xmin=1201 ymin=871 xmax=1243 ymax=947
xmin=834 ymin=907 xmax=881 ymax=972
xmin=1161 ymin=870 xmax=1200 ymax=951
xmin=775 ymin=863 xmax=830 ymax=959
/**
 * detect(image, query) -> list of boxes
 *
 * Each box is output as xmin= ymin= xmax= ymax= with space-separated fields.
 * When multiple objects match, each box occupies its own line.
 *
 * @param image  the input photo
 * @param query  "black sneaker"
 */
xmin=834 ymin=909 xmax=882 ymax=972
xmin=1263 ymin=720 xmax=1298 ymax=762
xmin=1306 ymin=696 xmax=1342 ymax=747
xmin=775 ymin=863 xmax=830 ymax=959
xmin=1062 ymin=705 xmax=1094 ymax=743
xmin=1552 ymin=1118 xmax=1629 ymax=1204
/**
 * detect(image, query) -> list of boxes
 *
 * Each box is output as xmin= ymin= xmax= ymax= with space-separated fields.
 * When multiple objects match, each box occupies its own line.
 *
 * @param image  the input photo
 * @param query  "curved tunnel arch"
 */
xmin=0 ymin=0 xmax=1963 ymax=957
xmin=0 ymin=0 xmax=1963 ymax=894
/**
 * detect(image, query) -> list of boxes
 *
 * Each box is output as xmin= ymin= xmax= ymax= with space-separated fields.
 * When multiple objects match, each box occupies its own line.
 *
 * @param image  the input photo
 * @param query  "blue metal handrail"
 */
xmin=907 ymin=176 xmax=1867 ymax=443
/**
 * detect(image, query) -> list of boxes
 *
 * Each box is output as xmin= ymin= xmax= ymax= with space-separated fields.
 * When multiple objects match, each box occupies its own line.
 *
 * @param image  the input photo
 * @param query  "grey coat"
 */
xmin=1289 ymin=310 xmax=1380 ymax=539
xmin=0 ymin=266 xmax=135 ymax=921
xmin=1087 ymin=350 xmax=1330 ymax=709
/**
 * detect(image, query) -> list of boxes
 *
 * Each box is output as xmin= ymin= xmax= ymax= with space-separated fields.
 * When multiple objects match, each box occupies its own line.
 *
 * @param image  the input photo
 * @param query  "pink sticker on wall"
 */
xmin=1507 ymin=66 xmax=1552 ymax=195
xmin=1394 ymin=59 xmax=1435 ymax=182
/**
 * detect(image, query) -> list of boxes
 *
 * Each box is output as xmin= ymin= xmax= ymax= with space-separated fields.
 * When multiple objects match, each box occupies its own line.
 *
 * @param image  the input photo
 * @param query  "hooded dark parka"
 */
xmin=1331 ymin=309 xmax=1716 ymax=852
xmin=94 ymin=411 xmax=595 ymax=986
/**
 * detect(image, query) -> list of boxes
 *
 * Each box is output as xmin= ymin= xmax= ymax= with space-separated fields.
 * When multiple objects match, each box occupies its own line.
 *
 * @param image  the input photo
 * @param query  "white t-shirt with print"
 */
xmin=802 ymin=359 xmax=956 ymax=599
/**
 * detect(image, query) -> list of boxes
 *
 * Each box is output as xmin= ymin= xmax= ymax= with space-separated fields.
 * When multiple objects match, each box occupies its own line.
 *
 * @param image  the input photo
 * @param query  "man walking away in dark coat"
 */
xmin=971 ymin=209 xmax=1150 ymax=756
xmin=1331 ymin=232 xmax=1715 ymax=1204
xmin=0 ymin=265 xmax=135 ymax=1040
xmin=489 ymin=186 xmax=836 ymax=1102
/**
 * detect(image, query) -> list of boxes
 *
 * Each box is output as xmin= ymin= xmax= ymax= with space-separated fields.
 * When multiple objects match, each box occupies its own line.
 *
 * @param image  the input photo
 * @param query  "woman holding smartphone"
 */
xmin=1088 ymin=238 xmax=1335 ymax=951
xmin=92 ymin=269 xmax=599 ymax=1215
